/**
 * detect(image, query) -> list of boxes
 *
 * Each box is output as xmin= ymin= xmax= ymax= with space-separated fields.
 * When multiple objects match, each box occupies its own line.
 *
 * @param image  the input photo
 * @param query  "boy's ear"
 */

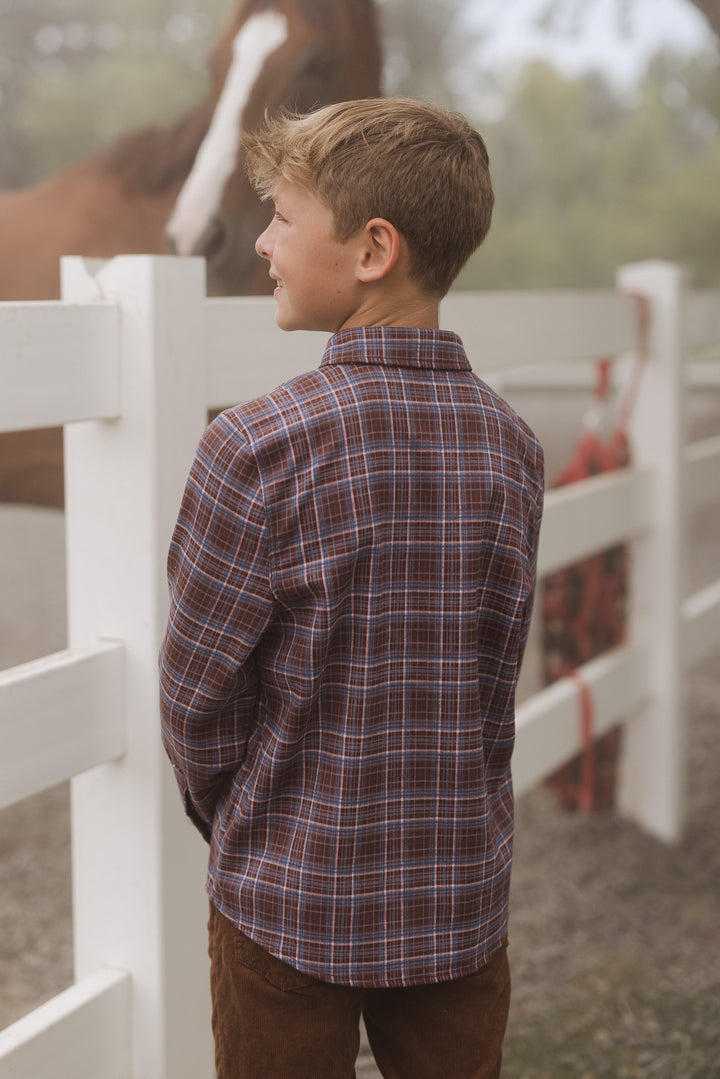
xmin=356 ymin=218 xmax=401 ymax=283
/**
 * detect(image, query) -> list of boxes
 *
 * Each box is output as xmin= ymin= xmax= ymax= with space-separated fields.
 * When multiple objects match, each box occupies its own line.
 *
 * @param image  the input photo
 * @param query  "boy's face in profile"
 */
xmin=255 ymin=182 xmax=362 ymax=334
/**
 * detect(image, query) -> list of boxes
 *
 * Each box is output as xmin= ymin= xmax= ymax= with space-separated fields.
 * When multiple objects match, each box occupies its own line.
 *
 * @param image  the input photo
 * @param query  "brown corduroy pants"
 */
xmin=208 ymin=902 xmax=511 ymax=1079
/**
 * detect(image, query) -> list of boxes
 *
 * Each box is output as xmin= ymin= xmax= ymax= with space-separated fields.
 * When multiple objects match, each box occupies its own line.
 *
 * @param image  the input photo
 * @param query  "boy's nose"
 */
xmin=255 ymin=223 xmax=273 ymax=260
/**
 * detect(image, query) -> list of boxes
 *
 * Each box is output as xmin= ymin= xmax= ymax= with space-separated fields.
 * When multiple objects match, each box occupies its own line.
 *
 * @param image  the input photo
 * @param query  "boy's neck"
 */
xmin=340 ymin=285 xmax=440 ymax=333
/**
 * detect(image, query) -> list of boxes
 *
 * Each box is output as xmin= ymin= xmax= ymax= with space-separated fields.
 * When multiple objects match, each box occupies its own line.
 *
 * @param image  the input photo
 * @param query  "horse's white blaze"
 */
xmin=167 ymin=12 xmax=288 ymax=255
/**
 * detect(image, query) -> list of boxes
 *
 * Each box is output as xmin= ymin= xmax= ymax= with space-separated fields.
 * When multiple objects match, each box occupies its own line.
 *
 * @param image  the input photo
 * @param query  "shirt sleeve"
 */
xmin=518 ymin=479 xmax=544 ymax=664
xmin=159 ymin=412 xmax=274 ymax=841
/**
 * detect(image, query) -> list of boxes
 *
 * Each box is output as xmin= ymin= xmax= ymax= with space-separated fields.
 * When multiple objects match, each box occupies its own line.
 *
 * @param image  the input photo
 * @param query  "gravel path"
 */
xmin=2 ymin=387 xmax=718 ymax=1077
xmin=353 ymin=652 xmax=720 ymax=1079
xmin=2 ymin=657 xmax=717 ymax=1076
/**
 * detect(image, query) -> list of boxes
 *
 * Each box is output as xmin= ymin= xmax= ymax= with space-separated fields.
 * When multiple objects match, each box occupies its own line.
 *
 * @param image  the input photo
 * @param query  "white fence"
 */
xmin=1 ymin=255 xmax=719 ymax=1078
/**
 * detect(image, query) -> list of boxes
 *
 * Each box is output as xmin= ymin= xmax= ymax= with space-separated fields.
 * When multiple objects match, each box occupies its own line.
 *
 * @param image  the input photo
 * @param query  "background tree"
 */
xmin=474 ymin=0 xmax=720 ymax=41
xmin=694 ymin=0 xmax=720 ymax=35
xmin=376 ymin=0 xmax=491 ymax=109
xmin=1 ymin=0 xmax=717 ymax=287
xmin=458 ymin=49 xmax=720 ymax=288
xmin=0 ymin=0 xmax=228 ymax=185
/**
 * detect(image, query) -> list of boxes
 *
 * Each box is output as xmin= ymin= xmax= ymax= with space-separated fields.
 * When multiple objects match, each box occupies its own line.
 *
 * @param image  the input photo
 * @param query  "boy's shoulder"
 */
xmin=225 ymin=364 xmax=342 ymax=429
xmin=206 ymin=330 xmax=542 ymax=490
xmin=473 ymin=374 xmax=541 ymax=443
xmin=204 ymin=364 xmax=348 ymax=468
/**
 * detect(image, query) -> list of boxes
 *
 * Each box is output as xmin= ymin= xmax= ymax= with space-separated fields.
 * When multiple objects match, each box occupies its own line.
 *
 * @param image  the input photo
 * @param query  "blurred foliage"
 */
xmin=17 ymin=51 xmax=209 ymax=178
xmin=0 ymin=0 xmax=228 ymax=184
xmin=467 ymin=0 xmax=720 ymax=42
xmin=376 ymin=0 xmax=492 ymax=110
xmin=0 ymin=0 xmax=718 ymax=287
xmin=458 ymin=49 xmax=720 ymax=288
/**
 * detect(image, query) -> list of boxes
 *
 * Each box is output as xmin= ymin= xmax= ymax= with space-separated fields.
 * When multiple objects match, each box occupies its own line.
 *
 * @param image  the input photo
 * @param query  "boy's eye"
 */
xmin=273 ymin=210 xmax=287 ymax=223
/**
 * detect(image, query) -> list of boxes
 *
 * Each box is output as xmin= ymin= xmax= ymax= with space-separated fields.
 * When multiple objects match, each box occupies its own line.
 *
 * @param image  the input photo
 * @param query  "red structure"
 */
xmin=541 ymin=295 xmax=649 ymax=813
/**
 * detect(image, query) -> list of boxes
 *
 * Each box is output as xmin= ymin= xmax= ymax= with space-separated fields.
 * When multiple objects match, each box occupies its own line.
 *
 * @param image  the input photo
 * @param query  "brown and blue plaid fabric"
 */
xmin=160 ymin=326 xmax=543 ymax=987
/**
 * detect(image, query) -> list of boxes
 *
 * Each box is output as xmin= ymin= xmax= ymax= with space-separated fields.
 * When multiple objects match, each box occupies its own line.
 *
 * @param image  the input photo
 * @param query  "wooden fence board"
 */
xmin=0 ymin=641 xmax=125 ymax=809
xmin=0 ymin=302 xmax=120 ymax=432
xmin=0 ymin=969 xmax=131 ymax=1079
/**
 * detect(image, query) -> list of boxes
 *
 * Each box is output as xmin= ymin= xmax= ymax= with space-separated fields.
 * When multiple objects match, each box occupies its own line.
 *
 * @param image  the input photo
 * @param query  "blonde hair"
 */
xmin=243 ymin=97 xmax=494 ymax=297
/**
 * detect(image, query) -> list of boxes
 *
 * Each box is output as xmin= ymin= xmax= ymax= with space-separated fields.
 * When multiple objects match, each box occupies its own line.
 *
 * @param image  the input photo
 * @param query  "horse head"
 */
xmin=166 ymin=0 xmax=382 ymax=296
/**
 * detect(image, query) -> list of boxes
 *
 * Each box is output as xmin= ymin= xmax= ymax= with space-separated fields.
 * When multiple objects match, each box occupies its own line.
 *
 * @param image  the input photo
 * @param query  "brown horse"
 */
xmin=0 ymin=0 xmax=382 ymax=506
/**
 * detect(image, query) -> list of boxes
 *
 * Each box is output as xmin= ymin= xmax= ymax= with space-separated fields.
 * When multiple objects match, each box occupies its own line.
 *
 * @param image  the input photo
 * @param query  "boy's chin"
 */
xmin=274 ymin=310 xmax=337 ymax=334
xmin=273 ymin=306 xmax=296 ymax=332
xmin=275 ymin=313 xmax=305 ymax=333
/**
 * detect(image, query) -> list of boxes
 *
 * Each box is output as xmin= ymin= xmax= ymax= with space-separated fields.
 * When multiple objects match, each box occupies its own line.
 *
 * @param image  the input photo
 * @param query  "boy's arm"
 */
xmin=159 ymin=414 xmax=274 ymax=841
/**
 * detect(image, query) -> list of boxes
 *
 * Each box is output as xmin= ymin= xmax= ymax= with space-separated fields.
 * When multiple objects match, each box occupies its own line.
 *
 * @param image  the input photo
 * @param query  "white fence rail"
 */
xmin=1 ymin=255 xmax=718 ymax=1078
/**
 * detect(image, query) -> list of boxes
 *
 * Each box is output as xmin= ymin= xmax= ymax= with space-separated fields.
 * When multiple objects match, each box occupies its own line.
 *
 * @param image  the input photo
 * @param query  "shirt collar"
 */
xmin=320 ymin=326 xmax=472 ymax=373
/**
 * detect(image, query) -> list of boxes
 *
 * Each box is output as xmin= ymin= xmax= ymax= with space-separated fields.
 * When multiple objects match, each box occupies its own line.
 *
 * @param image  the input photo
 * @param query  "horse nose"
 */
xmin=194 ymin=215 xmax=229 ymax=261
xmin=165 ymin=216 xmax=227 ymax=260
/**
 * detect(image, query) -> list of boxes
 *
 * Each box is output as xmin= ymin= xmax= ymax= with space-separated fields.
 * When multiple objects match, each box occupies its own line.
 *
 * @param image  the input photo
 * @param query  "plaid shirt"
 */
xmin=160 ymin=326 xmax=543 ymax=988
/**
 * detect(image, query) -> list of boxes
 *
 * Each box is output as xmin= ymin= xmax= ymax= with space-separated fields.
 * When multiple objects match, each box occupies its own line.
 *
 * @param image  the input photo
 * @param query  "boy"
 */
xmin=160 ymin=98 xmax=544 ymax=1078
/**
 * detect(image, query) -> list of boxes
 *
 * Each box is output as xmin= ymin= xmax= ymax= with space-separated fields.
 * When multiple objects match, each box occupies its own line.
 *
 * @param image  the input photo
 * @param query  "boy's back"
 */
xmin=161 ymin=324 xmax=543 ymax=987
xmin=160 ymin=97 xmax=544 ymax=1077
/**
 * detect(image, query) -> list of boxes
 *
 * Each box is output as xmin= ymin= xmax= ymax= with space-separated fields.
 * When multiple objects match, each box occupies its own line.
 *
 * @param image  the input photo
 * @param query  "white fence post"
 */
xmin=4 ymin=263 xmax=715 ymax=1074
xmin=62 ymin=256 xmax=214 ymax=1078
xmin=615 ymin=260 xmax=687 ymax=843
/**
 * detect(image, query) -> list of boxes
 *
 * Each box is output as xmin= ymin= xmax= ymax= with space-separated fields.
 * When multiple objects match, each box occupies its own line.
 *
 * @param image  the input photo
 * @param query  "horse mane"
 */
xmin=101 ymin=96 xmax=216 ymax=194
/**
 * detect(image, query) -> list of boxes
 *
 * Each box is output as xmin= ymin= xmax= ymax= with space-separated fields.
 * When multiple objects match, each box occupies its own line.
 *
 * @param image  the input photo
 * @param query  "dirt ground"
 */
xmin=1 ymin=386 xmax=718 ymax=1077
